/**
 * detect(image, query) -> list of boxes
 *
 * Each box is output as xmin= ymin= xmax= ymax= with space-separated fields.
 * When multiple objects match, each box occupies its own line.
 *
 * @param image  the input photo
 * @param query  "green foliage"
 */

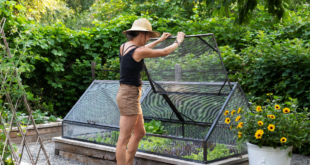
xmin=18 ymin=0 xmax=74 ymax=25
xmin=65 ymin=0 xmax=96 ymax=12
xmin=48 ymin=115 xmax=58 ymax=122
xmin=223 ymin=30 xmax=310 ymax=109
xmin=183 ymin=143 xmax=233 ymax=161
xmin=135 ymin=0 xmax=292 ymax=24
xmin=138 ymin=136 xmax=172 ymax=152
xmin=144 ymin=119 xmax=166 ymax=134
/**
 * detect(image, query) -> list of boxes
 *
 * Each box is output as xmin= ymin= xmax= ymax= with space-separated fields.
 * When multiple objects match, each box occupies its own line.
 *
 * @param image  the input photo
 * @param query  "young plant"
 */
xmin=48 ymin=115 xmax=58 ymax=122
xmin=144 ymin=119 xmax=166 ymax=134
xmin=183 ymin=143 xmax=233 ymax=161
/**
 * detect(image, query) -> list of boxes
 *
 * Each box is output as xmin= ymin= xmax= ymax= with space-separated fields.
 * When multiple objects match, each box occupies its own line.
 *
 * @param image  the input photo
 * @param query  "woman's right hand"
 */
xmin=176 ymin=32 xmax=186 ymax=44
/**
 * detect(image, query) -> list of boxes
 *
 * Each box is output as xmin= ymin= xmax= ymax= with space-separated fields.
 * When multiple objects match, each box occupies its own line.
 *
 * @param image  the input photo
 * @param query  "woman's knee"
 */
xmin=134 ymin=129 xmax=146 ymax=139
xmin=117 ymin=135 xmax=131 ymax=145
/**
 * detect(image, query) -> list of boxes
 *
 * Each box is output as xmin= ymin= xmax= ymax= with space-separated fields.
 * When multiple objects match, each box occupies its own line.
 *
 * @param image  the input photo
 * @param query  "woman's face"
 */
xmin=140 ymin=32 xmax=150 ymax=46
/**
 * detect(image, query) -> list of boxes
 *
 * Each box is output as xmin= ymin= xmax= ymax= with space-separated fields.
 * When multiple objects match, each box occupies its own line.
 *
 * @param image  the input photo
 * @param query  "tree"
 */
xmin=133 ymin=0 xmax=292 ymax=24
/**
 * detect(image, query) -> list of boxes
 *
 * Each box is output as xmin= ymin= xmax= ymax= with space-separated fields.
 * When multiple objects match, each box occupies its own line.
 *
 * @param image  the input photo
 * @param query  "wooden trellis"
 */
xmin=0 ymin=17 xmax=51 ymax=165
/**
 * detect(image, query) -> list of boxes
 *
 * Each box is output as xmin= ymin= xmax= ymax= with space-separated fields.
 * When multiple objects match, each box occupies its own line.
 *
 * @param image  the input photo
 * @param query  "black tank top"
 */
xmin=119 ymin=44 xmax=144 ymax=87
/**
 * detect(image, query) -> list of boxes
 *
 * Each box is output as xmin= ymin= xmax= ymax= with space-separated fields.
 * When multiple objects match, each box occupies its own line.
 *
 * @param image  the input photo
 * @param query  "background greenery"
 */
xmin=0 ymin=0 xmax=309 ymax=155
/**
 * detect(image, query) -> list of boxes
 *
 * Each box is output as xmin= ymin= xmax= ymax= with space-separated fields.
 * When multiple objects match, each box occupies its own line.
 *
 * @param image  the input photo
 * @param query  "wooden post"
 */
xmin=91 ymin=61 xmax=96 ymax=79
xmin=175 ymin=64 xmax=181 ymax=82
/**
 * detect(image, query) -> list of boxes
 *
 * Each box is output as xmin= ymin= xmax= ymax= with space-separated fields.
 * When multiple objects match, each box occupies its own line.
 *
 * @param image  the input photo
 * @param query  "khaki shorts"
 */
xmin=116 ymin=83 xmax=142 ymax=116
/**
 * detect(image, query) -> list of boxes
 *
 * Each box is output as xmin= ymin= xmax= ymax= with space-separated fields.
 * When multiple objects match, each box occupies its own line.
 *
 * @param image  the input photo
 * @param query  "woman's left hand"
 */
xmin=158 ymin=32 xmax=172 ymax=42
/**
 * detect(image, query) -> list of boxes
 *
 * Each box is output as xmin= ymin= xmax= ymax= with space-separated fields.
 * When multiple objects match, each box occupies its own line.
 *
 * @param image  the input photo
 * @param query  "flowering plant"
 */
xmin=224 ymin=94 xmax=310 ymax=155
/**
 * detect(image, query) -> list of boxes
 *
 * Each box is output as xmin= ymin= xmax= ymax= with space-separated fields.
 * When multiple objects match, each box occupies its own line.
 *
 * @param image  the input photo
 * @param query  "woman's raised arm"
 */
xmin=145 ymin=32 xmax=172 ymax=49
xmin=135 ymin=32 xmax=186 ymax=59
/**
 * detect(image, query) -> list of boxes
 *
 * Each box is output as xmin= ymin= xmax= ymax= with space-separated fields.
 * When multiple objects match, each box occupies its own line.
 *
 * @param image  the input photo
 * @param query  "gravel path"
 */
xmin=18 ymin=140 xmax=310 ymax=165
xmin=291 ymin=154 xmax=310 ymax=165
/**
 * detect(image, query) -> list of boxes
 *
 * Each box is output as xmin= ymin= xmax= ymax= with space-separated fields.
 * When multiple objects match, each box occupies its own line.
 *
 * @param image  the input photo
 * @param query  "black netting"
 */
xmin=144 ymin=119 xmax=210 ymax=140
xmin=65 ymin=81 xmax=150 ymax=126
xmin=146 ymin=34 xmax=228 ymax=94
xmin=63 ymin=120 xmax=119 ymax=146
xmin=141 ymin=87 xmax=228 ymax=123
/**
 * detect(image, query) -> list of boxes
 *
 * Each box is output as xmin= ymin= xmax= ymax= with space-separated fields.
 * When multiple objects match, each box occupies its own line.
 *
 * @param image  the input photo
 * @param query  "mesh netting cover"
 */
xmin=145 ymin=34 xmax=229 ymax=94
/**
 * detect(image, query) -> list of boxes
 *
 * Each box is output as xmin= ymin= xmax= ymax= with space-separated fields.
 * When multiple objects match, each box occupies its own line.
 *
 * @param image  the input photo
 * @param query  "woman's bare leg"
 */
xmin=116 ymin=115 xmax=139 ymax=165
xmin=126 ymin=114 xmax=146 ymax=165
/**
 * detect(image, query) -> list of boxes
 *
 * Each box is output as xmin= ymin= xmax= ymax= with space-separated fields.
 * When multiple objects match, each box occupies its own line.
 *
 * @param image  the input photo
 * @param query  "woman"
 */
xmin=115 ymin=18 xmax=185 ymax=165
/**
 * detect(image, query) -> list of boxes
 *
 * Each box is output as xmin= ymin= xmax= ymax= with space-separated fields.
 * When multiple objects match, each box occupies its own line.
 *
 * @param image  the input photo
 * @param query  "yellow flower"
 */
xmin=267 ymin=93 xmax=269 ymax=96
xmin=238 ymin=122 xmax=244 ymax=128
xmin=255 ymin=131 xmax=263 ymax=139
xmin=270 ymin=115 xmax=276 ymax=119
xmin=224 ymin=110 xmax=229 ymax=116
xmin=257 ymin=129 xmax=264 ymax=134
xmin=263 ymin=106 xmax=265 ymax=109
xmin=238 ymin=108 xmax=242 ymax=114
xmin=230 ymin=125 xmax=232 ymax=130
xmin=283 ymin=108 xmax=290 ymax=113
xmin=256 ymin=106 xmax=262 ymax=112
xmin=267 ymin=115 xmax=270 ymax=118
xmin=268 ymin=124 xmax=275 ymax=131
xmin=231 ymin=110 xmax=236 ymax=116
xmin=275 ymin=104 xmax=280 ymax=110
xmin=266 ymin=99 xmax=269 ymax=101
xmin=225 ymin=118 xmax=231 ymax=124
xmin=280 ymin=137 xmax=287 ymax=143
xmin=235 ymin=116 xmax=241 ymax=122
xmin=238 ymin=132 xmax=242 ymax=138
xmin=258 ymin=121 xmax=263 ymax=126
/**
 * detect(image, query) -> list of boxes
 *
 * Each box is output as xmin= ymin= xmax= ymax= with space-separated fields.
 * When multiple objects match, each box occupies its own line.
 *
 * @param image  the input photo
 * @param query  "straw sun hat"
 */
xmin=122 ymin=18 xmax=161 ymax=38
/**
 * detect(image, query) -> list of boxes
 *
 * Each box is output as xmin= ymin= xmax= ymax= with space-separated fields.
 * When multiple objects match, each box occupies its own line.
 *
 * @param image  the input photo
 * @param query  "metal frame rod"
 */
xmin=161 ymin=94 xmax=185 ymax=122
xmin=204 ymin=83 xmax=237 ymax=142
xmin=218 ymin=79 xmax=228 ymax=95
xmin=143 ymin=117 xmax=213 ymax=126
xmin=62 ymin=120 xmax=204 ymax=142
xmin=197 ymin=36 xmax=218 ymax=53
xmin=149 ymin=33 xmax=215 ymax=40
xmin=156 ymin=91 xmax=229 ymax=97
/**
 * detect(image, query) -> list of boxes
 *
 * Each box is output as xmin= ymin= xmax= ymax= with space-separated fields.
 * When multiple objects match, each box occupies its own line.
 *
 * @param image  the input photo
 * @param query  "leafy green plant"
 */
xmin=48 ymin=115 xmax=58 ymax=122
xmin=144 ymin=119 xmax=166 ymax=134
xmin=32 ymin=109 xmax=48 ymax=124
xmin=183 ymin=143 xmax=233 ymax=161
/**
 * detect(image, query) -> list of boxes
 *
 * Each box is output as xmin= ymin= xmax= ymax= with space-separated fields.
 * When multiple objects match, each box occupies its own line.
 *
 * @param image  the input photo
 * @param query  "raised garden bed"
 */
xmin=8 ymin=117 xmax=62 ymax=144
xmin=53 ymin=137 xmax=248 ymax=165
